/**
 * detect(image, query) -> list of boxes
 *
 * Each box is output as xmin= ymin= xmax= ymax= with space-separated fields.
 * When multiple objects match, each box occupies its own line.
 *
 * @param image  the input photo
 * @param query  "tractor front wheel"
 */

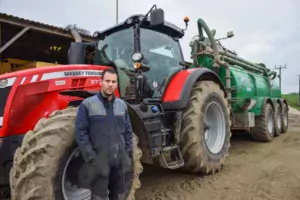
xmin=179 ymin=81 xmax=232 ymax=175
xmin=9 ymin=107 xmax=142 ymax=200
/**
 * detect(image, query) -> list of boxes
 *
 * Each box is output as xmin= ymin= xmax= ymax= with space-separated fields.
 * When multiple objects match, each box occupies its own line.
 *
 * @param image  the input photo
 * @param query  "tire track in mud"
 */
xmin=135 ymin=111 xmax=300 ymax=200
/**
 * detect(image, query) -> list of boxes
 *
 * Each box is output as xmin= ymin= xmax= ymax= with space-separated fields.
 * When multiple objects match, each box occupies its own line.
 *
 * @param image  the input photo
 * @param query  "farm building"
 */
xmin=0 ymin=13 xmax=96 ymax=74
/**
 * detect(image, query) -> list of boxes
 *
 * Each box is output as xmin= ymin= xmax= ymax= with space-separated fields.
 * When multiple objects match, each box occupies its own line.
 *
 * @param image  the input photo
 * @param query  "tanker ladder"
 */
xmin=226 ymin=85 xmax=240 ymax=103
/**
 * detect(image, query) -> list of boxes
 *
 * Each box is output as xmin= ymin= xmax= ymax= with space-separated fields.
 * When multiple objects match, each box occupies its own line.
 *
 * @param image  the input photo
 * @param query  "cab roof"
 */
xmin=94 ymin=14 xmax=185 ymax=40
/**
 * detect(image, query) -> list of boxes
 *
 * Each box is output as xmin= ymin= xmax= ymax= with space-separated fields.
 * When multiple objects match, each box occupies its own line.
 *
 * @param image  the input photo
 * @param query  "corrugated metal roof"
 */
xmin=0 ymin=12 xmax=96 ymax=41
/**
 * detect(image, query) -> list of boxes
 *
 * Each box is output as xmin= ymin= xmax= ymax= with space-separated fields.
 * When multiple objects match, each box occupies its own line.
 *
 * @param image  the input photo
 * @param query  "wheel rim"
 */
xmin=203 ymin=101 xmax=226 ymax=154
xmin=284 ymin=109 xmax=288 ymax=127
xmin=268 ymin=111 xmax=274 ymax=135
xmin=277 ymin=109 xmax=282 ymax=130
xmin=62 ymin=148 xmax=91 ymax=200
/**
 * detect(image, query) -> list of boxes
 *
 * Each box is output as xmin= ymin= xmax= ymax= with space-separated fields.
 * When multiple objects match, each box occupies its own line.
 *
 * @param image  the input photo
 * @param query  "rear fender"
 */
xmin=280 ymin=98 xmax=289 ymax=110
xmin=162 ymin=68 xmax=227 ymax=110
xmin=272 ymin=98 xmax=283 ymax=109
xmin=249 ymin=97 xmax=275 ymax=116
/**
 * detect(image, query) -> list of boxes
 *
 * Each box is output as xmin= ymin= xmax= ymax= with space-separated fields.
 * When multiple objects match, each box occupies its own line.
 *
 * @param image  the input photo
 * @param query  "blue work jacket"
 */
xmin=75 ymin=92 xmax=133 ymax=173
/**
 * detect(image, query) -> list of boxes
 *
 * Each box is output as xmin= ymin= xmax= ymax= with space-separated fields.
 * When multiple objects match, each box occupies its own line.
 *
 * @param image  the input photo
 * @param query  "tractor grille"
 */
xmin=0 ymin=86 xmax=11 ymax=128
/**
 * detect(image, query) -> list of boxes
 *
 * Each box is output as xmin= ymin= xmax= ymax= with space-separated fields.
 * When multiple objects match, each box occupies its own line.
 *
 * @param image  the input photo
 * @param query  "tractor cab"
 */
xmin=68 ymin=5 xmax=189 ymax=102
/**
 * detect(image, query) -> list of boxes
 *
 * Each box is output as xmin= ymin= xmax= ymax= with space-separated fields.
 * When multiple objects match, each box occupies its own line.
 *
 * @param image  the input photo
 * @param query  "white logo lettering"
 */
xmin=55 ymin=80 xmax=66 ymax=85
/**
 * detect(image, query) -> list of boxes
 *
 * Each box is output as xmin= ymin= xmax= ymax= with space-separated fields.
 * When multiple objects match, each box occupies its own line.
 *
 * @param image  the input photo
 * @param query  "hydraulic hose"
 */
xmin=197 ymin=18 xmax=231 ymax=101
xmin=197 ymin=18 xmax=227 ymax=67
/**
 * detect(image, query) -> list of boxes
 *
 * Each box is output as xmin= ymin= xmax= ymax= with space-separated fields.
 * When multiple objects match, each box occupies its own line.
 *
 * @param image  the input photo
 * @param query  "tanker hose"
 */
xmin=197 ymin=18 xmax=231 ymax=101
xmin=197 ymin=18 xmax=227 ymax=67
xmin=269 ymin=71 xmax=277 ymax=80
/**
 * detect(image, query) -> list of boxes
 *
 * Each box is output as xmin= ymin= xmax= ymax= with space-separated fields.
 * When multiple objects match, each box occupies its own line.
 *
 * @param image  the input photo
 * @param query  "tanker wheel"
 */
xmin=9 ymin=107 xmax=143 ymax=200
xmin=274 ymin=102 xmax=282 ymax=136
xmin=250 ymin=102 xmax=275 ymax=142
xmin=280 ymin=103 xmax=289 ymax=133
xmin=179 ymin=80 xmax=232 ymax=175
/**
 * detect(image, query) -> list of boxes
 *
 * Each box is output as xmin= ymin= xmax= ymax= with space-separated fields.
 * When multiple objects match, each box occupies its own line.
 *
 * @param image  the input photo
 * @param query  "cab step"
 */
xmin=159 ymin=145 xmax=184 ymax=169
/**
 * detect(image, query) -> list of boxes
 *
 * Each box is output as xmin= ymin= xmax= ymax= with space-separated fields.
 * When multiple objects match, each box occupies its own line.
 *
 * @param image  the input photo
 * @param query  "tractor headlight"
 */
xmin=0 ymin=79 xmax=8 ymax=88
xmin=131 ymin=52 xmax=143 ymax=62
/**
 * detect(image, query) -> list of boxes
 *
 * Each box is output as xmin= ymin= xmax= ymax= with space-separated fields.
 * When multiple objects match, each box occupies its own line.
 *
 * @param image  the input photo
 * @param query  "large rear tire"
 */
xmin=9 ymin=107 xmax=142 ymax=200
xmin=179 ymin=81 xmax=232 ymax=175
xmin=250 ymin=102 xmax=275 ymax=142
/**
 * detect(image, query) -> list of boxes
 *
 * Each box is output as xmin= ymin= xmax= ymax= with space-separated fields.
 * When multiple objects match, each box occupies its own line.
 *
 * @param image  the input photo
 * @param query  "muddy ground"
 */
xmin=2 ymin=109 xmax=299 ymax=200
xmin=135 ymin=108 xmax=300 ymax=200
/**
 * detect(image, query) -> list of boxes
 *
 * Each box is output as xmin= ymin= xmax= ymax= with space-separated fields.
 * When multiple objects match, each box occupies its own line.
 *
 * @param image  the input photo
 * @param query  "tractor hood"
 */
xmin=0 ymin=64 xmax=110 ymax=137
xmin=0 ymin=64 xmax=107 ymax=88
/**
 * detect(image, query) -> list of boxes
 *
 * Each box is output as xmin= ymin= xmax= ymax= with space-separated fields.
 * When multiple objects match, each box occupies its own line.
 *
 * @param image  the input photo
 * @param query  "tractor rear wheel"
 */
xmin=9 ymin=107 xmax=142 ymax=200
xmin=179 ymin=81 xmax=232 ymax=175
xmin=250 ymin=102 xmax=275 ymax=142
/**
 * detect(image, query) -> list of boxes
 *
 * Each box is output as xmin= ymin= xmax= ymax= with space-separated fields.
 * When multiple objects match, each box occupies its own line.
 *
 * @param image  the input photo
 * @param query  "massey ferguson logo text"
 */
xmin=64 ymin=70 xmax=103 ymax=77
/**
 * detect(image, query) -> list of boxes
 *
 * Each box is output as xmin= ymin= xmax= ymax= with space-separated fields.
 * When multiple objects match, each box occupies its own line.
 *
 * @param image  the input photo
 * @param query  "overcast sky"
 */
xmin=1 ymin=0 xmax=299 ymax=94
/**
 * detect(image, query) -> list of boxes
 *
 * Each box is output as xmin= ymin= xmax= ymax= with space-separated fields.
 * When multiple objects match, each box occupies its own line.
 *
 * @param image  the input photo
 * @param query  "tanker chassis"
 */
xmin=1 ymin=5 xmax=289 ymax=200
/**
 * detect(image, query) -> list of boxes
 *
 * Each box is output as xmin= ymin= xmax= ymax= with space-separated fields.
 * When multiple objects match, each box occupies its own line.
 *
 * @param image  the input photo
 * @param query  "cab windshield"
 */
xmin=94 ymin=27 xmax=183 ymax=97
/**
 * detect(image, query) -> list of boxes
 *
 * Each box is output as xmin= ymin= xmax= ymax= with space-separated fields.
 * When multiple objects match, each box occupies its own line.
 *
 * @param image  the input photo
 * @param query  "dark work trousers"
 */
xmin=90 ymin=163 xmax=125 ymax=200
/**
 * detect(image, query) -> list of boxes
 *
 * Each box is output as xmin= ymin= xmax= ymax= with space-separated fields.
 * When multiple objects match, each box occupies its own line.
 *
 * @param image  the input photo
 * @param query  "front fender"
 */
xmin=162 ymin=68 xmax=227 ymax=110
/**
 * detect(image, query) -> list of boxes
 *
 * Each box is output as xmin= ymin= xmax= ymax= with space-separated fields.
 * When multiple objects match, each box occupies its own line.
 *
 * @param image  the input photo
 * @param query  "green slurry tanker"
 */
xmin=189 ymin=18 xmax=289 ymax=141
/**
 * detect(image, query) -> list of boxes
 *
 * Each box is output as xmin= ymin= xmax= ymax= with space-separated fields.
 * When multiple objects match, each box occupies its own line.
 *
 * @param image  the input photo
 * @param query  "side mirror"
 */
xmin=227 ymin=31 xmax=234 ymax=38
xmin=68 ymin=42 xmax=96 ymax=64
xmin=150 ymin=8 xmax=164 ymax=26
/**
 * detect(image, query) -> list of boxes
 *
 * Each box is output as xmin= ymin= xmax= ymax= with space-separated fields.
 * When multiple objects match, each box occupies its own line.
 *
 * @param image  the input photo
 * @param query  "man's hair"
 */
xmin=101 ymin=67 xmax=117 ymax=80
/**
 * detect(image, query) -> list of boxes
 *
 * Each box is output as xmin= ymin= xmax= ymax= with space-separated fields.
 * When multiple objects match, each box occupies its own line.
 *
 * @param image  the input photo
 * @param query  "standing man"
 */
xmin=75 ymin=67 xmax=133 ymax=200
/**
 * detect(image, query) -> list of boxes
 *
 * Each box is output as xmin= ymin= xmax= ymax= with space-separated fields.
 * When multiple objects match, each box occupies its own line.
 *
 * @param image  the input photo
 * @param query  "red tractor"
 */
xmin=2 ymin=5 xmax=231 ymax=200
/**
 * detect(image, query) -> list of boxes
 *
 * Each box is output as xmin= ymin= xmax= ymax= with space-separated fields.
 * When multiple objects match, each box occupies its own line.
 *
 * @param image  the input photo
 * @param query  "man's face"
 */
xmin=100 ymin=72 xmax=118 ymax=96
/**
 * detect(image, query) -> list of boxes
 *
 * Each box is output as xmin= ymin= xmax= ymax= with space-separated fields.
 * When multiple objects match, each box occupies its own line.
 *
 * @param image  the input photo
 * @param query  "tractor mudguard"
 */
xmin=162 ymin=67 xmax=227 ymax=110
